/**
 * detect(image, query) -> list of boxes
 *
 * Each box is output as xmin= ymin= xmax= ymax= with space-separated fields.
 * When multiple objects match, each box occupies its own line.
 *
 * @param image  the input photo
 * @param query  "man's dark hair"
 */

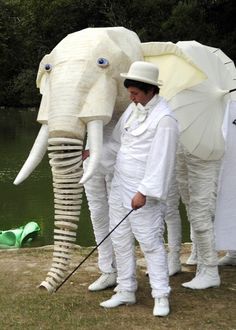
xmin=124 ymin=79 xmax=160 ymax=94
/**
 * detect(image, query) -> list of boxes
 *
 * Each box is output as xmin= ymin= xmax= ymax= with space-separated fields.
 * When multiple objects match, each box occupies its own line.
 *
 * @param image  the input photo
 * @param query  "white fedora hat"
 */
xmin=120 ymin=61 xmax=162 ymax=86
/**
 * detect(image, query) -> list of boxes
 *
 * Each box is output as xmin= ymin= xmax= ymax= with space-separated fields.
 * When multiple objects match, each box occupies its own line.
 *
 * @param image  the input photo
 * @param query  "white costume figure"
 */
xmin=167 ymin=40 xmax=236 ymax=290
xmin=215 ymin=100 xmax=236 ymax=266
xmin=99 ymin=62 xmax=179 ymax=317
xmin=83 ymin=118 xmax=118 ymax=291
xmin=177 ymin=144 xmax=221 ymax=289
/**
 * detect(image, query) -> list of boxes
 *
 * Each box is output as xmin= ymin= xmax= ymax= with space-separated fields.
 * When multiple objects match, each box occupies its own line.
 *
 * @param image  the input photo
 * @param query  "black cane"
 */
xmin=55 ymin=208 xmax=134 ymax=292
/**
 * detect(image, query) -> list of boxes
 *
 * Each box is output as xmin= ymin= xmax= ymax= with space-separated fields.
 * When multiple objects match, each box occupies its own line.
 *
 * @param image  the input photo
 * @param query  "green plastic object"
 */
xmin=0 ymin=221 xmax=40 ymax=249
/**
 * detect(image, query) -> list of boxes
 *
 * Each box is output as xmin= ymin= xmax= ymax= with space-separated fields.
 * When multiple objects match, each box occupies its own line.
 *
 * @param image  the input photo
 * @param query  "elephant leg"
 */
xmin=39 ymin=137 xmax=84 ymax=293
xmin=165 ymin=177 xmax=182 ymax=276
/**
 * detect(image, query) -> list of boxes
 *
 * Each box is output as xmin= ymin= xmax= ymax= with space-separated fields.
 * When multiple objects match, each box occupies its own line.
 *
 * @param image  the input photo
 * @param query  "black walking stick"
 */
xmin=55 ymin=208 xmax=134 ymax=292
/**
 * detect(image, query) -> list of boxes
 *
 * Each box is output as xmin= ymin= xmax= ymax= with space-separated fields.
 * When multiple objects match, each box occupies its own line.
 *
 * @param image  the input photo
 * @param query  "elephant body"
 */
xmin=15 ymin=27 xmax=227 ymax=293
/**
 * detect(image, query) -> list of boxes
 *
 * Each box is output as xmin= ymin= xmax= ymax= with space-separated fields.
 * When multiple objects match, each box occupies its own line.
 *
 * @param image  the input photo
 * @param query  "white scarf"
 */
xmin=124 ymin=95 xmax=160 ymax=129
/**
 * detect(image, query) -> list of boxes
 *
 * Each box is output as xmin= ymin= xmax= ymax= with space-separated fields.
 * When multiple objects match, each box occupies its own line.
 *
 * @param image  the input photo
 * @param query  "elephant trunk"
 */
xmin=39 ymin=120 xmax=103 ymax=292
xmin=14 ymin=118 xmax=104 ymax=292
xmin=39 ymin=136 xmax=84 ymax=292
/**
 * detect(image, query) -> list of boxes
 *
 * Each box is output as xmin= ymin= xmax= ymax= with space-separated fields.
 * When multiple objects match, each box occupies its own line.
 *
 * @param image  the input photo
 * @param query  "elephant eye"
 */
xmin=97 ymin=58 xmax=109 ymax=68
xmin=45 ymin=64 xmax=52 ymax=72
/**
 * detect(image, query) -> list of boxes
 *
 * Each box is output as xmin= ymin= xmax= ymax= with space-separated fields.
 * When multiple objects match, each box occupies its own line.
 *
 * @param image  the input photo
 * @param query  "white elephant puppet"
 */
xmin=14 ymin=27 xmax=144 ymax=293
xmin=14 ymin=27 xmax=208 ymax=293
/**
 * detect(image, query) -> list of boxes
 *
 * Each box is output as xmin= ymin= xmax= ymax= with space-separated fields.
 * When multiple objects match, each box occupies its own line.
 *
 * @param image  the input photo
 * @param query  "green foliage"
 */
xmin=10 ymin=69 xmax=41 ymax=106
xmin=0 ymin=0 xmax=235 ymax=107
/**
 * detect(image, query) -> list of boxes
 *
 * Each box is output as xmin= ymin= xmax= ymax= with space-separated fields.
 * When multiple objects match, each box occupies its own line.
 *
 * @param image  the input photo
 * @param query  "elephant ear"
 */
xmin=36 ymin=54 xmax=51 ymax=124
xmin=141 ymin=42 xmax=207 ymax=100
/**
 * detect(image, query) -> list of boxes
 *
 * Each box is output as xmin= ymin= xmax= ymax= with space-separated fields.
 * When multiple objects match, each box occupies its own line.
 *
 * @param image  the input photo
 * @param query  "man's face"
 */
xmin=127 ymin=86 xmax=154 ymax=106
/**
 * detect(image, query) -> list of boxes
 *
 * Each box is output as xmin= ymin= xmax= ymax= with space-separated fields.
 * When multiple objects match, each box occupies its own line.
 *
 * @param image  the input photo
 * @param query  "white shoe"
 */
xmin=182 ymin=265 xmax=220 ymax=289
xmin=168 ymin=253 xmax=181 ymax=276
xmin=218 ymin=254 xmax=236 ymax=266
xmin=100 ymin=291 xmax=136 ymax=308
xmin=88 ymin=272 xmax=117 ymax=291
xmin=153 ymin=297 xmax=170 ymax=317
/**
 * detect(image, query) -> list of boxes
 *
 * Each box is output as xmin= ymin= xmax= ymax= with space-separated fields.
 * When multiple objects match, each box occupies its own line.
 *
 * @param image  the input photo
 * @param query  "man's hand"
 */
xmin=131 ymin=192 xmax=146 ymax=210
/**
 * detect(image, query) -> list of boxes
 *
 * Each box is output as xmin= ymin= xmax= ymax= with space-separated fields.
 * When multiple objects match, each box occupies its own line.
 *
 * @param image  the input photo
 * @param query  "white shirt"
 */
xmin=101 ymin=95 xmax=179 ymax=208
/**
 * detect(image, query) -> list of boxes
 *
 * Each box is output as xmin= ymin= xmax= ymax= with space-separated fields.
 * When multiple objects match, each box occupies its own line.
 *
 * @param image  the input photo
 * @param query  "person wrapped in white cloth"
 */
xmin=99 ymin=61 xmax=179 ymax=317
xmin=177 ymin=144 xmax=221 ymax=289
xmin=215 ymin=100 xmax=236 ymax=266
xmin=83 ymin=118 xmax=119 ymax=292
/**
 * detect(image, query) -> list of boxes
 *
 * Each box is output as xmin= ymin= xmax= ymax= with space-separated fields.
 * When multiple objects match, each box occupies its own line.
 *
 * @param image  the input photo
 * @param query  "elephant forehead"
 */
xmin=51 ymin=28 xmax=141 ymax=64
xmin=53 ymin=31 xmax=117 ymax=61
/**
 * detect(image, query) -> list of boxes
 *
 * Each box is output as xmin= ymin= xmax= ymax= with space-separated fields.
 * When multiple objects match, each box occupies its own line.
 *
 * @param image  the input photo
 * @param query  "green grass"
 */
xmin=0 ymin=247 xmax=235 ymax=330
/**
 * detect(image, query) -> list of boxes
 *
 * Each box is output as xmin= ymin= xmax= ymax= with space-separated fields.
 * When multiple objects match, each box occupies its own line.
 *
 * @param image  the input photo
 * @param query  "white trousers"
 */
xmin=109 ymin=182 xmax=170 ymax=298
xmin=165 ymin=174 xmax=182 ymax=253
xmin=83 ymin=161 xmax=116 ymax=273
xmin=177 ymin=145 xmax=221 ymax=266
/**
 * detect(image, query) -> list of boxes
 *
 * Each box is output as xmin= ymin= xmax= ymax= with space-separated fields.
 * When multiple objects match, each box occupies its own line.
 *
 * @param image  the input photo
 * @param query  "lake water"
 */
xmin=0 ymin=108 xmax=190 ymax=248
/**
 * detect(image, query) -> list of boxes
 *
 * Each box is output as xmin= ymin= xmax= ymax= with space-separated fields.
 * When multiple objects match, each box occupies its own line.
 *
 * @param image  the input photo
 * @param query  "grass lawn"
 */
xmin=0 ymin=245 xmax=235 ymax=330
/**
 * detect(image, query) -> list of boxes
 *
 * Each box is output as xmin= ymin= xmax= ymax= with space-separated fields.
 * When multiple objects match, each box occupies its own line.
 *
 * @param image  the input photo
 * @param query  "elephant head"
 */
xmin=14 ymin=27 xmax=143 ymax=292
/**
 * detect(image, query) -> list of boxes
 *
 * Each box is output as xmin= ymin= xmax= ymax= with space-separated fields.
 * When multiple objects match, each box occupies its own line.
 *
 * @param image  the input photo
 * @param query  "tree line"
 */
xmin=1 ymin=0 xmax=235 ymax=107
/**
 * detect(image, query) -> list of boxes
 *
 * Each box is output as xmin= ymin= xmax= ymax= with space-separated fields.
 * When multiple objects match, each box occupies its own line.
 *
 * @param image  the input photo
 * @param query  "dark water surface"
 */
xmin=0 ymin=108 xmax=189 ymax=248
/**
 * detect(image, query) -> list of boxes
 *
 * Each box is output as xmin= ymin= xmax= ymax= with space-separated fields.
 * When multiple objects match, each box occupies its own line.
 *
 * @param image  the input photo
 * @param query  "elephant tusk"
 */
xmin=80 ymin=120 xmax=103 ymax=184
xmin=14 ymin=124 xmax=49 ymax=185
